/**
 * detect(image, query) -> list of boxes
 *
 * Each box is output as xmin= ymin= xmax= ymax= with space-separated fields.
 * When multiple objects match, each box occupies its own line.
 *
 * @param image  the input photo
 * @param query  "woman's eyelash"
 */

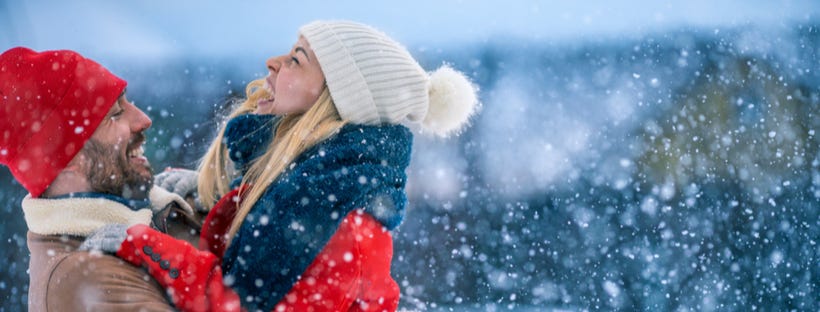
xmin=291 ymin=56 xmax=300 ymax=65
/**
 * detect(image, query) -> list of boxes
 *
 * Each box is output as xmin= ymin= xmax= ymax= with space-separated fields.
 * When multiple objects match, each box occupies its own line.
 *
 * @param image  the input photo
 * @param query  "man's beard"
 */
xmin=80 ymin=138 xmax=154 ymax=200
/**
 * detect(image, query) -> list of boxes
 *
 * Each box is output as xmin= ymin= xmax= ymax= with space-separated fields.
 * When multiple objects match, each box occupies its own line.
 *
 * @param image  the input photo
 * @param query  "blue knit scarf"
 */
xmin=219 ymin=114 xmax=411 ymax=311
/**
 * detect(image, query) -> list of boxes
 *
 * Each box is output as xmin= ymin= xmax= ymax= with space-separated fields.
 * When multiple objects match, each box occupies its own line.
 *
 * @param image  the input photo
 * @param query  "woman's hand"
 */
xmin=78 ymin=224 xmax=129 ymax=254
xmin=154 ymin=168 xmax=199 ymax=198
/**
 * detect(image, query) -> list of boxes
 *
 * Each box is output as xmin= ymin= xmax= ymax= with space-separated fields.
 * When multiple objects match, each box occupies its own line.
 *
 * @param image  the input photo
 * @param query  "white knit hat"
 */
xmin=299 ymin=20 xmax=479 ymax=137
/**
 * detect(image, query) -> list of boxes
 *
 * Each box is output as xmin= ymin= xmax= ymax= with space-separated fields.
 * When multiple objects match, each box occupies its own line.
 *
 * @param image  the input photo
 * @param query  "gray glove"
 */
xmin=154 ymin=168 xmax=199 ymax=198
xmin=79 ymin=224 xmax=129 ymax=254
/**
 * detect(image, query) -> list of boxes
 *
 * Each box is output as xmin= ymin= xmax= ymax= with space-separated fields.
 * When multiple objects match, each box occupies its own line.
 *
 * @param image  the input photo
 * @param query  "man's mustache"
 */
xmin=127 ymin=132 xmax=146 ymax=153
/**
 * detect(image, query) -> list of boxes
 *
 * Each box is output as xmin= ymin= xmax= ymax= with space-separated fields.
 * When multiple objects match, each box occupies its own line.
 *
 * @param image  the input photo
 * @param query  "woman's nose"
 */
xmin=266 ymin=56 xmax=284 ymax=73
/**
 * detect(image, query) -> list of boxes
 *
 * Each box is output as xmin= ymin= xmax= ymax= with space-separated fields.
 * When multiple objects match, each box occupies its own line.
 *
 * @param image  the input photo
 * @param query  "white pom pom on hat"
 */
xmin=423 ymin=65 xmax=480 ymax=137
xmin=299 ymin=20 xmax=479 ymax=137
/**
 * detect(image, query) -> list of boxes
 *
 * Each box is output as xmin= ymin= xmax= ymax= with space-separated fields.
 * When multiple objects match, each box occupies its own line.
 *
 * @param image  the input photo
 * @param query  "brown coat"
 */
xmin=23 ymin=187 xmax=204 ymax=312
xmin=27 ymin=232 xmax=176 ymax=312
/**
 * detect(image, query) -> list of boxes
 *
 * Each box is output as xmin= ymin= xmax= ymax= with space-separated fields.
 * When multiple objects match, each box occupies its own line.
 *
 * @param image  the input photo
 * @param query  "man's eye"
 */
xmin=291 ymin=56 xmax=300 ymax=65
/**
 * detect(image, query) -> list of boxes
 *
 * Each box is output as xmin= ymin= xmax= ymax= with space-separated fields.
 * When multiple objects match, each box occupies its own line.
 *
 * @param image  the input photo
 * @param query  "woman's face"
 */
xmin=256 ymin=36 xmax=325 ymax=115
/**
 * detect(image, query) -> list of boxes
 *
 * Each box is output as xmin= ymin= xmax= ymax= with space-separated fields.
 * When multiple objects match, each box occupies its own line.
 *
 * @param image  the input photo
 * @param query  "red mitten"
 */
xmin=117 ymin=224 xmax=242 ymax=312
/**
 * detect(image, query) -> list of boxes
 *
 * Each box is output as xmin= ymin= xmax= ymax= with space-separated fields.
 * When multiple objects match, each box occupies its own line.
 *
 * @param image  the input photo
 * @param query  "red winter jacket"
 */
xmin=118 ymin=188 xmax=400 ymax=312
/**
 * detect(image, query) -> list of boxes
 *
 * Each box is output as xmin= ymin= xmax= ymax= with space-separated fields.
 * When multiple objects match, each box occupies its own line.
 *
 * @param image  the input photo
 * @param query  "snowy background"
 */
xmin=2 ymin=1 xmax=819 ymax=310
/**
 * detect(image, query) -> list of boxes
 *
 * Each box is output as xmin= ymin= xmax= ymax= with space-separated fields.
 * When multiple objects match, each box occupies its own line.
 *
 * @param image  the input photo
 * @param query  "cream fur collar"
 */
xmin=22 ymin=186 xmax=192 ymax=237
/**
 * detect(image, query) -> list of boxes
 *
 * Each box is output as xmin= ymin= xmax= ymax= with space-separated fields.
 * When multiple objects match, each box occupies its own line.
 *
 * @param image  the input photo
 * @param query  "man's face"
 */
xmin=78 ymin=93 xmax=154 ymax=199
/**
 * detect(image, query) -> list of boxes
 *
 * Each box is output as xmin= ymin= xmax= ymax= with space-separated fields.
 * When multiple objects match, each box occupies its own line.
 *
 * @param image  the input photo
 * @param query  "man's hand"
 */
xmin=79 ymin=224 xmax=129 ymax=254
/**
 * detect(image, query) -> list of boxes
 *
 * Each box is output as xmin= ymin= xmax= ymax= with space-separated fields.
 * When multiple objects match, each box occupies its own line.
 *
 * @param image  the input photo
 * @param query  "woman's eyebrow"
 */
xmin=295 ymin=47 xmax=311 ymax=62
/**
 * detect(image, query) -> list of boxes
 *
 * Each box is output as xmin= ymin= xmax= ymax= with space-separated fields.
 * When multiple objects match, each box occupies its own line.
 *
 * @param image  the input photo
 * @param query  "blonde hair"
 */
xmin=197 ymin=79 xmax=346 ymax=243
xmin=197 ymin=79 xmax=265 ymax=207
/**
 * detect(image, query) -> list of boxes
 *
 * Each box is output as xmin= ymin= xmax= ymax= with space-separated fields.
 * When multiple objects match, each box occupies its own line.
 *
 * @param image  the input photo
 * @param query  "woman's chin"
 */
xmin=254 ymin=107 xmax=274 ymax=115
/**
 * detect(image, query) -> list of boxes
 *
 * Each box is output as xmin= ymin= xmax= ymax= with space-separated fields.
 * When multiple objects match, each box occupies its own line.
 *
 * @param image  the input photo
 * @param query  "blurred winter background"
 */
xmin=1 ymin=0 xmax=819 ymax=310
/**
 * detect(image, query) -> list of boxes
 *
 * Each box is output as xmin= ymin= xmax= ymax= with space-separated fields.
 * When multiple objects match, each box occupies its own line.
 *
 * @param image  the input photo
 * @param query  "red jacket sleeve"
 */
xmin=350 ymin=212 xmax=400 ymax=311
xmin=199 ymin=188 xmax=241 ymax=259
xmin=273 ymin=211 xmax=400 ymax=311
xmin=117 ymin=224 xmax=242 ymax=312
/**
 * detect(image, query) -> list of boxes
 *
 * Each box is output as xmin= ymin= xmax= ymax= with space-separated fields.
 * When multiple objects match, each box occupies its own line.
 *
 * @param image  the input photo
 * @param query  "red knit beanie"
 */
xmin=0 ymin=47 xmax=127 ymax=197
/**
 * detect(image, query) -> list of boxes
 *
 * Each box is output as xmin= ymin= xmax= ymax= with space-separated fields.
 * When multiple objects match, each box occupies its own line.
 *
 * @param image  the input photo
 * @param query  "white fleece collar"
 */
xmin=22 ymin=186 xmax=193 ymax=237
xmin=148 ymin=186 xmax=194 ymax=215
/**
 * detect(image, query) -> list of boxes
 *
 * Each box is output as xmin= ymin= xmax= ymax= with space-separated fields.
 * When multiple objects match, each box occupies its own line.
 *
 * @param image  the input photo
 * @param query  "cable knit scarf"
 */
xmin=220 ymin=114 xmax=412 ymax=311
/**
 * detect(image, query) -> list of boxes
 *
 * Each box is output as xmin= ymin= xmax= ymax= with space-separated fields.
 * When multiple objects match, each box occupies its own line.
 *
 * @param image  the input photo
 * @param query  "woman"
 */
xmin=85 ymin=20 xmax=478 ymax=311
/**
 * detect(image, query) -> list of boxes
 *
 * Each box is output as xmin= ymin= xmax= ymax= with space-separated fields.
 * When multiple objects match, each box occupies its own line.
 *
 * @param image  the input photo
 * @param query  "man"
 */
xmin=0 ymin=47 xmax=200 ymax=311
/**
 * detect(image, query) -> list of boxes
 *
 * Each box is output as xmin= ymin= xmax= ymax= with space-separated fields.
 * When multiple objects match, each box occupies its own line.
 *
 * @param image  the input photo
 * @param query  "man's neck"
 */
xmin=40 ymin=170 xmax=92 ymax=198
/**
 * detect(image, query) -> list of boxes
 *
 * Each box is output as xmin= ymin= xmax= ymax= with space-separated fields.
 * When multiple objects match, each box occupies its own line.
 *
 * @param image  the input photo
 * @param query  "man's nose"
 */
xmin=132 ymin=107 xmax=152 ymax=132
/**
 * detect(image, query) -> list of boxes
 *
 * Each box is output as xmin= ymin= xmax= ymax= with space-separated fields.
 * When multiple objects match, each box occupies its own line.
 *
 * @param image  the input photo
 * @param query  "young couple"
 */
xmin=1 ymin=20 xmax=477 ymax=311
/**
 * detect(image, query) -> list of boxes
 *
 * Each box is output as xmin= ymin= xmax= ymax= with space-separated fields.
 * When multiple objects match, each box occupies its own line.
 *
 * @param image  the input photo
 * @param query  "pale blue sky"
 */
xmin=2 ymin=0 xmax=817 ymax=62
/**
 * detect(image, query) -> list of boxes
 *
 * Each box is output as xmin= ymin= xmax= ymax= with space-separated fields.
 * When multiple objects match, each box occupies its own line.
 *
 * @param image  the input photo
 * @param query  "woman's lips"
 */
xmin=257 ymin=80 xmax=275 ymax=113
xmin=257 ymin=97 xmax=273 ymax=107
